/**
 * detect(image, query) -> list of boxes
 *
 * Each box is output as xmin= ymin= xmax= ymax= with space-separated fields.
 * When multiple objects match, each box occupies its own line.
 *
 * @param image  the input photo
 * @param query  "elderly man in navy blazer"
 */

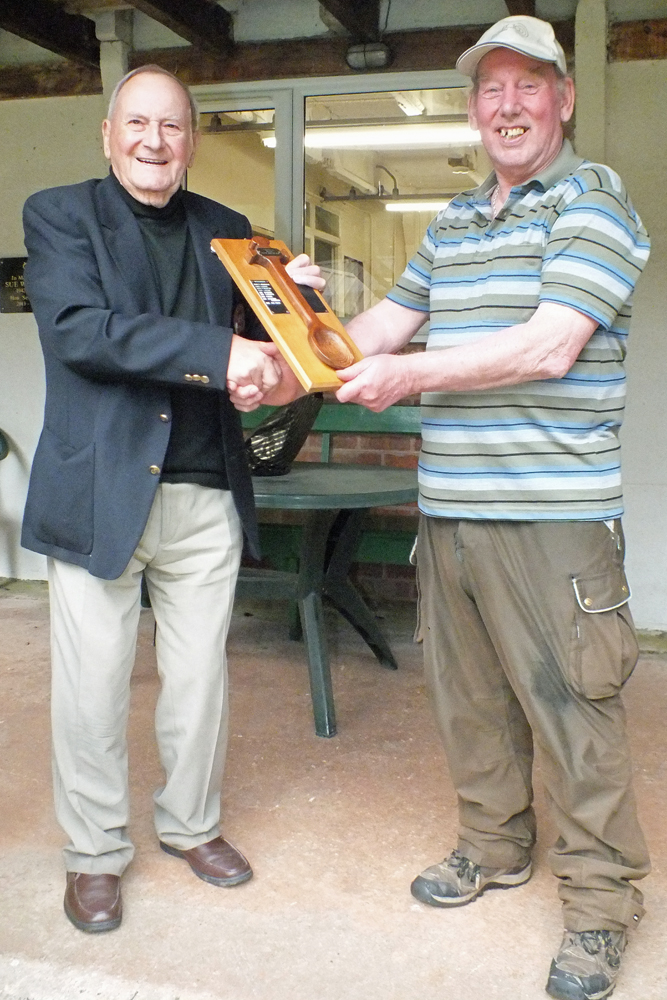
xmin=22 ymin=64 xmax=320 ymax=933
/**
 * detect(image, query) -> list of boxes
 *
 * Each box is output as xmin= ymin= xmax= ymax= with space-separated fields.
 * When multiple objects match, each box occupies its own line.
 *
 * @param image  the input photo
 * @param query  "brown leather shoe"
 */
xmin=64 ymin=873 xmax=122 ymax=932
xmin=160 ymin=836 xmax=252 ymax=886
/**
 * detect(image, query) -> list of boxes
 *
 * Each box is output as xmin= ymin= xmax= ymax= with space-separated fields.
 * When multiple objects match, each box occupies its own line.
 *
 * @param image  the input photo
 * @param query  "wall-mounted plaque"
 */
xmin=211 ymin=236 xmax=363 ymax=393
xmin=0 ymin=258 xmax=32 ymax=314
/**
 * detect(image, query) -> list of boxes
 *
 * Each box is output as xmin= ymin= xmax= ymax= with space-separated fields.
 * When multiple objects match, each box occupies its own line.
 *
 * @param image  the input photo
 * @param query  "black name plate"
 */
xmin=0 ymin=258 xmax=32 ymax=313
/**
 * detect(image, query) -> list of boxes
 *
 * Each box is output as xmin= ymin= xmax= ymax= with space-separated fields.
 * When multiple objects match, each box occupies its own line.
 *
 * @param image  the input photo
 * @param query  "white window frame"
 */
xmin=191 ymin=68 xmax=467 ymax=253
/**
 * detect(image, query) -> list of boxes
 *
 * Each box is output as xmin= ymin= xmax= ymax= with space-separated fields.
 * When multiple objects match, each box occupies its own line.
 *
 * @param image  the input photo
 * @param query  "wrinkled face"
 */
xmin=468 ymin=48 xmax=574 ymax=189
xmin=102 ymin=72 xmax=198 ymax=207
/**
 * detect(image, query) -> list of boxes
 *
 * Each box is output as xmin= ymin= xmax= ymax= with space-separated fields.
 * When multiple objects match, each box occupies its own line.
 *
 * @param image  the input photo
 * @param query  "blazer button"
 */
xmin=200 ymin=375 xmax=210 ymax=384
xmin=149 ymin=465 xmax=161 ymax=475
xmin=159 ymin=413 xmax=170 ymax=422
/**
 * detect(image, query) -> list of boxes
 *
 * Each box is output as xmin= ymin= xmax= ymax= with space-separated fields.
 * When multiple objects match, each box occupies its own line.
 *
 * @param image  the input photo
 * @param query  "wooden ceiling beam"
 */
xmin=318 ymin=0 xmax=381 ymax=42
xmin=124 ymin=0 xmax=234 ymax=55
xmin=0 ymin=0 xmax=100 ymax=69
xmin=504 ymin=1 xmax=536 ymax=15
xmin=35 ymin=16 xmax=667 ymax=102
xmin=64 ymin=1 xmax=133 ymax=11
xmin=610 ymin=18 xmax=667 ymax=60
xmin=128 ymin=21 xmax=575 ymax=83
xmin=0 ymin=20 xmax=575 ymax=100
xmin=0 ymin=62 xmax=102 ymax=100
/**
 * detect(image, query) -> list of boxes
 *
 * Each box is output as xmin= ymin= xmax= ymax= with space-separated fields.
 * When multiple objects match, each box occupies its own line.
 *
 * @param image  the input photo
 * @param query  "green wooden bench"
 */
xmin=242 ymin=401 xmax=421 ymax=571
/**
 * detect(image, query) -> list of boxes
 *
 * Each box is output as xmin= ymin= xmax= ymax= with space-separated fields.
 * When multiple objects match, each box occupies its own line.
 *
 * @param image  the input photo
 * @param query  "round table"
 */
xmin=236 ymin=463 xmax=418 ymax=737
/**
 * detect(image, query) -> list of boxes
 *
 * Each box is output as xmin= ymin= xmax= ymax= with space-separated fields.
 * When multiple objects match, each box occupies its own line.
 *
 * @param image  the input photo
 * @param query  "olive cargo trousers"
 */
xmin=416 ymin=516 xmax=650 ymax=933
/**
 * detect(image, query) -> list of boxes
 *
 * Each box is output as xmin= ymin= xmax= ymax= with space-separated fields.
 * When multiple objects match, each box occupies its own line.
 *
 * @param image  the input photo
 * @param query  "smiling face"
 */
xmin=102 ymin=71 xmax=198 ymax=207
xmin=468 ymin=48 xmax=575 ymax=194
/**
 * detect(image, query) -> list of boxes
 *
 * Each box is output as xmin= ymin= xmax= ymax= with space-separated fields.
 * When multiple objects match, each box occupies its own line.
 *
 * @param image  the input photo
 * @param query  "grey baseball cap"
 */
xmin=456 ymin=15 xmax=567 ymax=78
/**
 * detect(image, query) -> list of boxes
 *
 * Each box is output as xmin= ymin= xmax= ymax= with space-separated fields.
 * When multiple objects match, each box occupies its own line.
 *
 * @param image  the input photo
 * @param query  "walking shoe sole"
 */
xmin=546 ymin=979 xmax=616 ymax=1000
xmin=64 ymin=901 xmax=121 ymax=933
xmin=160 ymin=841 xmax=253 ymax=887
xmin=410 ymin=862 xmax=532 ymax=908
xmin=546 ymin=968 xmax=616 ymax=1000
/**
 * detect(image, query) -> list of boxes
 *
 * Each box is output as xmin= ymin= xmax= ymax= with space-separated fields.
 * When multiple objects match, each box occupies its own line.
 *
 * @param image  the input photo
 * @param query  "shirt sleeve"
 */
xmin=539 ymin=177 xmax=650 ymax=329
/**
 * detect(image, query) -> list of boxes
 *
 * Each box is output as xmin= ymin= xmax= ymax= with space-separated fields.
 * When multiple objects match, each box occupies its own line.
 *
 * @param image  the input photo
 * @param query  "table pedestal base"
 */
xmin=236 ymin=507 xmax=398 ymax=738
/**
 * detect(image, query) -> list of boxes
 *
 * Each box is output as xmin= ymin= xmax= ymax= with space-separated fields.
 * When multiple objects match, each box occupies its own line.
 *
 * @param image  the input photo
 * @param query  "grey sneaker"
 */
xmin=410 ymin=848 xmax=532 ymax=908
xmin=546 ymin=929 xmax=626 ymax=1000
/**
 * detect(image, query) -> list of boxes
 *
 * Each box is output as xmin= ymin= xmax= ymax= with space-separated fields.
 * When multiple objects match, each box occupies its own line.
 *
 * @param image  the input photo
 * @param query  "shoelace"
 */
xmin=578 ymin=931 xmax=622 ymax=970
xmin=451 ymin=852 xmax=481 ymax=885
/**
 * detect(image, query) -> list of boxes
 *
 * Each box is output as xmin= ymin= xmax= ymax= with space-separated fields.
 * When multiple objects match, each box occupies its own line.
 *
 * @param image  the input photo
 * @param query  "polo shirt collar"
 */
xmin=469 ymin=139 xmax=586 ymax=205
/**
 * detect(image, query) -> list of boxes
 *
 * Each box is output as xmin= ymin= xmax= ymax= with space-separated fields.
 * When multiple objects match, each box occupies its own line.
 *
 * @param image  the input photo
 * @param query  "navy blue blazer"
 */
xmin=22 ymin=174 xmax=263 ymax=579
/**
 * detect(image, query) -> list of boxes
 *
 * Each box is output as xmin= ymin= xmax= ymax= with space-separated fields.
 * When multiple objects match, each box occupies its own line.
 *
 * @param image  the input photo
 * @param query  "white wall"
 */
xmin=0 ymin=95 xmax=107 ymax=582
xmin=605 ymin=60 xmax=667 ymax=630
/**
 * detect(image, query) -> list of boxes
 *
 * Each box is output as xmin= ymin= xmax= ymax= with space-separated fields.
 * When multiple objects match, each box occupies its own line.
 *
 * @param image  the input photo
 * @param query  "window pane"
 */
xmin=188 ymin=109 xmax=275 ymax=237
xmin=304 ymin=89 xmax=490 ymax=326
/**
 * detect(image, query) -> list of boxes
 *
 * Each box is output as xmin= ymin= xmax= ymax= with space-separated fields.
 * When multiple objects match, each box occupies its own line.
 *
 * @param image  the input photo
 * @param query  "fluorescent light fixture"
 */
xmin=392 ymin=91 xmax=426 ymax=117
xmin=262 ymin=122 xmax=480 ymax=150
xmin=385 ymin=201 xmax=450 ymax=213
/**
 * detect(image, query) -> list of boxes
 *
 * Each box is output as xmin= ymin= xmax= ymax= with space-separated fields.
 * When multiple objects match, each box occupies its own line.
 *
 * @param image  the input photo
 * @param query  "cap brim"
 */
xmin=456 ymin=41 xmax=564 ymax=78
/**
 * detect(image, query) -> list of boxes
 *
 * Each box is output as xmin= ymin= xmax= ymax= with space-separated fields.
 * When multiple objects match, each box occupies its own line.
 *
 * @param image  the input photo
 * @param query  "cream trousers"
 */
xmin=48 ymin=483 xmax=243 ymax=875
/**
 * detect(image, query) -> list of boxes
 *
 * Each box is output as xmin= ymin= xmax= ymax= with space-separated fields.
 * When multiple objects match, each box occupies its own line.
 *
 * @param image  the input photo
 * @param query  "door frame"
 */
xmin=191 ymin=68 xmax=467 ymax=253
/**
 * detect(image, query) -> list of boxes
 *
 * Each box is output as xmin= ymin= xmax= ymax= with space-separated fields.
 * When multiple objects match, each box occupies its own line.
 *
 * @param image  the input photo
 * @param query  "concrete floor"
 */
xmin=1 ymin=582 xmax=666 ymax=1000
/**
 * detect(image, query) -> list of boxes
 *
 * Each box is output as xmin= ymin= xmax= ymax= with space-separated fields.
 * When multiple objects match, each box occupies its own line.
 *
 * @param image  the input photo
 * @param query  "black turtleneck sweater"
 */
xmin=111 ymin=171 xmax=228 ymax=490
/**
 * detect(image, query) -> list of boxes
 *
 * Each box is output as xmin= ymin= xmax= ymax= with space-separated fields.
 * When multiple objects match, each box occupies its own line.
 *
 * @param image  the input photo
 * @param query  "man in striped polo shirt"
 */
xmin=338 ymin=16 xmax=650 ymax=1000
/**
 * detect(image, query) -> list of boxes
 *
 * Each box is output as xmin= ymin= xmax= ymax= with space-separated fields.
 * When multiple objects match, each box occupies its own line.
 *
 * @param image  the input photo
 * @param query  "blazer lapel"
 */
xmin=94 ymin=174 xmax=161 ymax=314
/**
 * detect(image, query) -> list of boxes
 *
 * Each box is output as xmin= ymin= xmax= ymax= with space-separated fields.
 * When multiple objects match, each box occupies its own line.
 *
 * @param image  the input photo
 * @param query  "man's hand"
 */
xmin=261 ymin=351 xmax=306 ymax=407
xmin=285 ymin=253 xmax=325 ymax=291
xmin=227 ymin=335 xmax=281 ymax=410
xmin=336 ymin=354 xmax=413 ymax=411
xmin=229 ymin=343 xmax=306 ymax=411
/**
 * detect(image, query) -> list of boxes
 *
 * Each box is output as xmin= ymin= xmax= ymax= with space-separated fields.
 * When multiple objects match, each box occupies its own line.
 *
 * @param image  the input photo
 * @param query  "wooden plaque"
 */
xmin=211 ymin=236 xmax=364 ymax=392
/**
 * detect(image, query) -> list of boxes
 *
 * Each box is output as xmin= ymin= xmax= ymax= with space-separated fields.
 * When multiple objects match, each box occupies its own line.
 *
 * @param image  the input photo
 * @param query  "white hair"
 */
xmin=106 ymin=64 xmax=199 ymax=131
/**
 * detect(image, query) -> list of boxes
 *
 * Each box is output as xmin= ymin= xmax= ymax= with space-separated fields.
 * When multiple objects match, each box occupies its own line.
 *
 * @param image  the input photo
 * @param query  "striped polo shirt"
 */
xmin=388 ymin=140 xmax=650 ymax=521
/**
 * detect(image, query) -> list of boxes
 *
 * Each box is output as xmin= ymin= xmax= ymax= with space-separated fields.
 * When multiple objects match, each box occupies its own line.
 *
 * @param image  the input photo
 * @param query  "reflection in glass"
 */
xmin=188 ymin=109 xmax=276 ymax=239
xmin=304 ymin=89 xmax=490 ymax=327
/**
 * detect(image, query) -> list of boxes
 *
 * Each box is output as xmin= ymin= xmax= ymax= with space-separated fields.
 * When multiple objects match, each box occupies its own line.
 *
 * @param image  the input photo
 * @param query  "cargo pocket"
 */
xmin=568 ymin=569 xmax=638 ymax=699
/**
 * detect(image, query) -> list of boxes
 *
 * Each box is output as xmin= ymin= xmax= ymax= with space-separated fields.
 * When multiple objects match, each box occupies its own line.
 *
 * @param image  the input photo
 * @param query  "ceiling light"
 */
xmin=262 ymin=123 xmax=480 ymax=150
xmin=393 ymin=92 xmax=426 ymax=117
xmin=385 ymin=201 xmax=450 ymax=213
xmin=345 ymin=42 xmax=392 ymax=71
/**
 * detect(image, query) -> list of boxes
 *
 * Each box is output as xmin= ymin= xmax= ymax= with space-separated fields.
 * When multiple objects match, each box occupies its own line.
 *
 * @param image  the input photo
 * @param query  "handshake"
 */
xmin=226 ymin=253 xmax=324 ymax=412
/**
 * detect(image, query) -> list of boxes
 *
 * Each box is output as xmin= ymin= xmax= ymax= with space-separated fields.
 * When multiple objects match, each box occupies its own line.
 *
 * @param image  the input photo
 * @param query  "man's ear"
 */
xmin=560 ymin=77 xmax=576 ymax=124
xmin=102 ymin=119 xmax=111 ymax=160
xmin=189 ymin=129 xmax=201 ymax=168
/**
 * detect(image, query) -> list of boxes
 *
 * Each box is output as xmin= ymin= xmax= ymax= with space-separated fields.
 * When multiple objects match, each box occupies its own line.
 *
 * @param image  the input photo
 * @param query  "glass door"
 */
xmin=187 ymin=107 xmax=276 ymax=238
xmin=303 ymin=88 xmax=490 ymax=325
xmin=190 ymin=70 xmax=478 ymax=329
